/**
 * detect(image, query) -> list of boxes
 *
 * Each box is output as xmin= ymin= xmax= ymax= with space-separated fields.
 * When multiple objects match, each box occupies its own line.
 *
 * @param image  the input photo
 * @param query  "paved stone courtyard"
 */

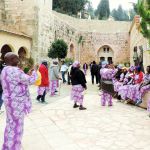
xmin=0 ymin=74 xmax=150 ymax=150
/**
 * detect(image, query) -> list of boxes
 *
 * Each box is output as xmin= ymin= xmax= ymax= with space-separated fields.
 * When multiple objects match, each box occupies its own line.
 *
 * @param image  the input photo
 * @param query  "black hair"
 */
xmin=93 ymin=61 xmax=96 ymax=64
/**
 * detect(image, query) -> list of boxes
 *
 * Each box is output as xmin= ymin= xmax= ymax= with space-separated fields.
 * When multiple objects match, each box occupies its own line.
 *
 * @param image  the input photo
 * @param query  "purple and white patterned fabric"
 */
xmin=49 ymin=80 xmax=58 ymax=96
xmin=127 ymin=84 xmax=140 ymax=101
xmin=37 ymin=86 xmax=49 ymax=95
xmin=118 ymin=72 xmax=134 ymax=100
xmin=118 ymin=85 xmax=130 ymax=100
xmin=72 ymin=61 xmax=80 ymax=68
xmin=127 ymin=73 xmax=149 ymax=101
xmin=101 ymin=92 xmax=112 ymax=106
xmin=1 ymin=66 xmax=37 ymax=150
xmin=71 ymin=85 xmax=84 ymax=105
xmin=113 ymin=73 xmax=125 ymax=92
xmin=136 ymin=74 xmax=150 ymax=101
xmin=100 ymin=68 xmax=116 ymax=106
xmin=147 ymin=99 xmax=150 ymax=112
xmin=114 ymin=81 xmax=123 ymax=92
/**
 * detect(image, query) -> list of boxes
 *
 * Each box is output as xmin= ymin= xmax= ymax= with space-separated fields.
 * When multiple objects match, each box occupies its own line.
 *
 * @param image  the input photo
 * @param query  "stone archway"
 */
xmin=69 ymin=43 xmax=75 ymax=60
xmin=18 ymin=47 xmax=27 ymax=59
xmin=18 ymin=46 xmax=31 ymax=70
xmin=98 ymin=45 xmax=114 ymax=64
xmin=1 ymin=44 xmax=13 ymax=61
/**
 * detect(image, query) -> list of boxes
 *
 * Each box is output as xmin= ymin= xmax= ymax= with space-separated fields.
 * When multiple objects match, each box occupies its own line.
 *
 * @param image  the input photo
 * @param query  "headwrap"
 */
xmin=129 ymin=66 xmax=135 ymax=72
xmin=135 ymin=66 xmax=141 ymax=72
xmin=101 ymin=61 xmax=108 ymax=68
xmin=72 ymin=61 xmax=80 ymax=68
xmin=117 ymin=64 xmax=123 ymax=69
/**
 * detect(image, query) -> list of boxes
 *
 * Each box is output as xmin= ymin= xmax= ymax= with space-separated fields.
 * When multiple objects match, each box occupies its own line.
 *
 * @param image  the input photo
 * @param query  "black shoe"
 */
xmin=73 ymin=103 xmax=79 ymax=108
xmin=79 ymin=105 xmax=87 ymax=110
xmin=36 ymin=95 xmax=41 ymax=101
xmin=117 ymin=95 xmax=121 ymax=100
xmin=55 ymin=90 xmax=58 ymax=93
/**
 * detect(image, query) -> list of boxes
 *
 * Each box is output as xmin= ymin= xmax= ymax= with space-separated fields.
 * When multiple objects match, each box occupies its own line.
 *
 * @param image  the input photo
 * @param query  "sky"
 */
xmin=91 ymin=0 xmax=138 ymax=10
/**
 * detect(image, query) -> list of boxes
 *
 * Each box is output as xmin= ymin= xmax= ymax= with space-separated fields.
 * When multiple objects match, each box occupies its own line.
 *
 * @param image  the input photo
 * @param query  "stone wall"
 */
xmin=35 ymin=0 xmax=53 ymax=63
xmin=0 ymin=0 xmax=5 ymax=22
xmin=79 ymin=32 xmax=130 ymax=64
xmin=0 ymin=0 xmax=136 ymax=66
xmin=0 ymin=31 xmax=32 ymax=57
xmin=53 ymin=12 xmax=131 ymax=65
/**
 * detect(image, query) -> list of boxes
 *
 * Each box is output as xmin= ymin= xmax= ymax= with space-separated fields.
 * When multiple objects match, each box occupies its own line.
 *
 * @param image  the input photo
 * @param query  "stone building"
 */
xmin=53 ymin=12 xmax=131 ymax=65
xmin=129 ymin=16 xmax=150 ymax=70
xmin=0 ymin=0 xmax=149 ymax=67
xmin=0 ymin=0 xmax=53 ymax=62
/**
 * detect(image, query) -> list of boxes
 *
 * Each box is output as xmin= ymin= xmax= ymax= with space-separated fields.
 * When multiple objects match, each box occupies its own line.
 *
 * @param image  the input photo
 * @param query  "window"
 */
xmin=103 ymin=48 xmax=106 ymax=53
xmin=107 ymin=48 xmax=109 ymax=53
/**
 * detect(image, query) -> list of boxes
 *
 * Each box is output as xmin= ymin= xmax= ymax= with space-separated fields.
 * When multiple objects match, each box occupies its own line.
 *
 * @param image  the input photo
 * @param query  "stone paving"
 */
xmin=0 ymin=74 xmax=150 ymax=150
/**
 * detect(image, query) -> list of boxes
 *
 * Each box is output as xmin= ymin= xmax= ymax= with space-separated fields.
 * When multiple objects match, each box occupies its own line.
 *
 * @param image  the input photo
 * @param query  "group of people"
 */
xmin=36 ymin=60 xmax=62 ymax=103
xmin=113 ymin=65 xmax=150 ymax=107
xmin=0 ymin=52 xmax=150 ymax=150
xmin=0 ymin=53 xmax=88 ymax=150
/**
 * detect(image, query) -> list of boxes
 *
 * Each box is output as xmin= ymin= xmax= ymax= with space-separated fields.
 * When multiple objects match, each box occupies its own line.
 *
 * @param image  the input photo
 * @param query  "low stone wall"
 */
xmin=139 ymin=91 xmax=150 ymax=109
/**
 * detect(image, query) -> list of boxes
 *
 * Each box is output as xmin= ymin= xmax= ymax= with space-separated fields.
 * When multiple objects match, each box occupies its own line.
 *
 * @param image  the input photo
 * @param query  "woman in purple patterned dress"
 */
xmin=100 ymin=62 xmax=116 ymax=106
xmin=126 ymin=66 xmax=144 ymax=102
xmin=70 ymin=61 xmax=87 ymax=110
xmin=113 ymin=66 xmax=127 ymax=94
xmin=118 ymin=66 xmax=135 ymax=100
xmin=1 ymin=52 xmax=37 ymax=150
xmin=135 ymin=66 xmax=150 ymax=106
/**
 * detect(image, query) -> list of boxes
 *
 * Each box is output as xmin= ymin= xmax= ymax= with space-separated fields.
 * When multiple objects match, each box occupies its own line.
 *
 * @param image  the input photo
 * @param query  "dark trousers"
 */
xmin=91 ymin=74 xmax=98 ymax=84
xmin=0 ymin=92 xmax=3 ymax=109
xmin=67 ymin=73 xmax=71 ymax=85
xmin=61 ymin=71 xmax=66 ymax=83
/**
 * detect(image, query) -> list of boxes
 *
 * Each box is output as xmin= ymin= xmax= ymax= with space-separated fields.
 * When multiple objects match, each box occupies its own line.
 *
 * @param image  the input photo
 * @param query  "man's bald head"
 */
xmin=4 ymin=52 xmax=19 ymax=66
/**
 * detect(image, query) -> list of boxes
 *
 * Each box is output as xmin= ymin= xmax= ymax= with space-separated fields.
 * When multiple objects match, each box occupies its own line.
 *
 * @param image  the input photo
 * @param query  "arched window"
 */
xmin=1 ymin=44 xmax=13 ymax=60
xmin=18 ymin=47 xmax=27 ymax=59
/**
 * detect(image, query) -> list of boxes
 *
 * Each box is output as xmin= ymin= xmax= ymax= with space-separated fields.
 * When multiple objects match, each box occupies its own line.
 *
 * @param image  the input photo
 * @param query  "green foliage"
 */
xmin=53 ymin=0 xmax=88 ymax=16
xmin=28 ymin=57 xmax=34 ymax=67
xmin=111 ymin=5 xmax=136 ymax=21
xmin=64 ymin=58 xmax=74 ymax=66
xmin=48 ymin=39 xmax=68 ymax=59
xmin=135 ymin=0 xmax=150 ymax=42
xmin=95 ymin=0 xmax=110 ymax=20
xmin=84 ymin=1 xmax=95 ymax=19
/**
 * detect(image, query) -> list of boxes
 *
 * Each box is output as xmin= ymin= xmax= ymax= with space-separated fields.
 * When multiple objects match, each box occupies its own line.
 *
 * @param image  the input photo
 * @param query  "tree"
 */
xmin=53 ymin=0 xmax=88 ymax=16
xmin=111 ymin=5 xmax=136 ymax=21
xmin=85 ymin=1 xmax=95 ymax=19
xmin=111 ymin=5 xmax=134 ymax=21
xmin=95 ymin=0 xmax=110 ymax=20
xmin=129 ymin=9 xmax=137 ymax=21
xmin=135 ymin=0 xmax=150 ymax=42
xmin=48 ymin=39 xmax=68 ymax=60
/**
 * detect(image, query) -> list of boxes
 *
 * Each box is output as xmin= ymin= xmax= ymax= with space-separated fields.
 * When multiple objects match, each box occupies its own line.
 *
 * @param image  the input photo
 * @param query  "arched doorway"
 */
xmin=1 ymin=44 xmax=13 ymax=61
xmin=18 ymin=47 xmax=27 ymax=59
xmin=98 ymin=45 xmax=114 ymax=64
xmin=69 ymin=44 xmax=75 ymax=60
xmin=18 ymin=47 xmax=30 ymax=70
